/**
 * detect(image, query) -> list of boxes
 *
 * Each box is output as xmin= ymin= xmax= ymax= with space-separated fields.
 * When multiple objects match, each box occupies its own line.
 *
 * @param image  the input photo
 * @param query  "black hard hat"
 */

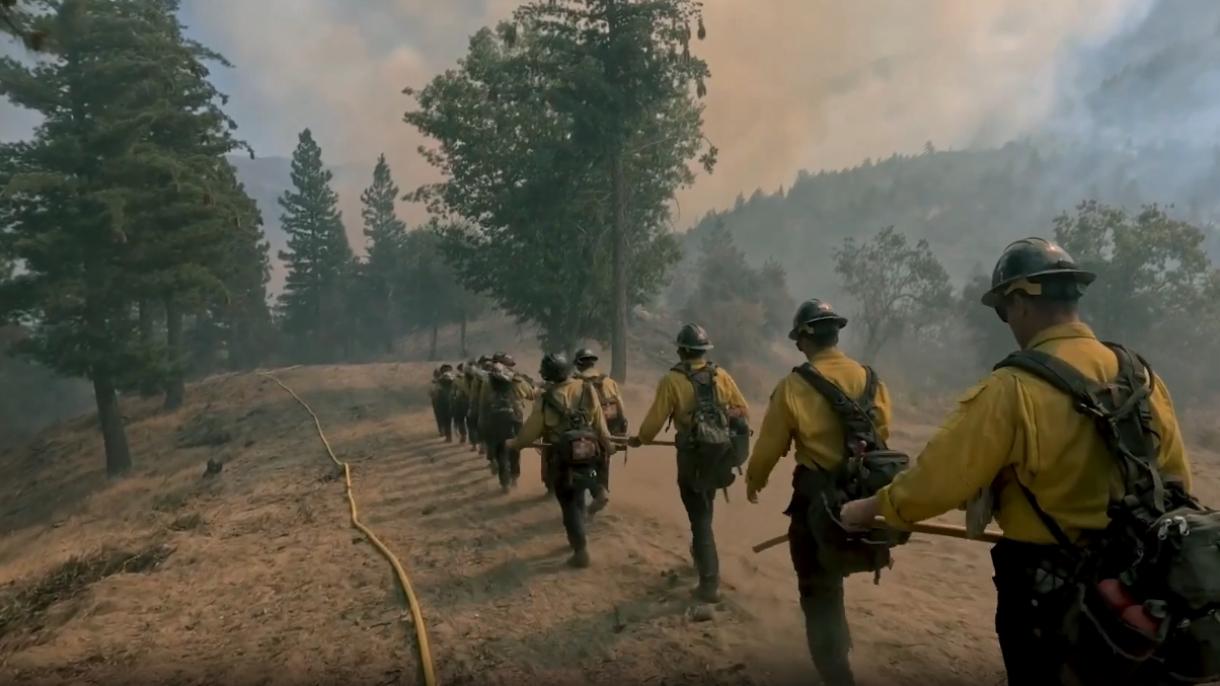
xmin=573 ymin=348 xmax=598 ymax=367
xmin=492 ymin=352 xmax=516 ymax=367
xmin=540 ymin=352 xmax=574 ymax=383
xmin=675 ymin=323 xmax=713 ymax=351
xmin=980 ymin=237 xmax=1096 ymax=307
xmin=787 ymin=299 xmax=848 ymax=341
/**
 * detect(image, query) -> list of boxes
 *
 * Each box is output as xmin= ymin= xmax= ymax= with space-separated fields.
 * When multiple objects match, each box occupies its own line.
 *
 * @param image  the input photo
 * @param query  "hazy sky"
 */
xmin=3 ymin=0 xmax=1155 ymax=225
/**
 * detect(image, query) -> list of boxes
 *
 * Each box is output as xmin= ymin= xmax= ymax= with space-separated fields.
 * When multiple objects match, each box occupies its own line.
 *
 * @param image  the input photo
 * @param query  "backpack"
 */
xmin=794 ymin=363 xmax=910 ymax=582
xmin=483 ymin=374 xmax=525 ymax=444
xmin=542 ymin=385 xmax=604 ymax=487
xmin=587 ymin=374 xmax=624 ymax=423
xmin=996 ymin=343 xmax=1220 ymax=683
xmin=674 ymin=363 xmax=748 ymax=492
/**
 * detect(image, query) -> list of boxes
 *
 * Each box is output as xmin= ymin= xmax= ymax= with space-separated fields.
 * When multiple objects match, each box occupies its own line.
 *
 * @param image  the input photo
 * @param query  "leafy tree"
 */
xmin=401 ymin=228 xmax=477 ymax=360
xmin=360 ymin=153 xmax=408 ymax=353
xmin=514 ymin=0 xmax=716 ymax=381
xmin=407 ymin=2 xmax=713 ymax=364
xmin=833 ymin=226 xmax=952 ymax=361
xmin=758 ymin=258 xmax=796 ymax=336
xmin=1054 ymin=201 xmax=1213 ymax=341
xmin=1053 ymin=201 xmax=1220 ymax=397
xmin=682 ymin=222 xmax=794 ymax=365
xmin=277 ymin=129 xmax=354 ymax=362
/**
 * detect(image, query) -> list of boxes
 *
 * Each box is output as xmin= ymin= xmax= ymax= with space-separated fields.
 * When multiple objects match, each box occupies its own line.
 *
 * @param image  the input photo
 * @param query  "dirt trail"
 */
xmin=1 ymin=362 xmax=1217 ymax=685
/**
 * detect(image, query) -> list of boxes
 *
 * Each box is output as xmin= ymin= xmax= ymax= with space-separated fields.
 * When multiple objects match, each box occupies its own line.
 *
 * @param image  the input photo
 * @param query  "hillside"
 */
xmin=2 ymin=361 xmax=1219 ymax=685
xmin=687 ymin=139 xmax=1220 ymax=305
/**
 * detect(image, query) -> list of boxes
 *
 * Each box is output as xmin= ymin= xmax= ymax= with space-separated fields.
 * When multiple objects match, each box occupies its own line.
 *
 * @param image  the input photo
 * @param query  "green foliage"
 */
xmin=276 ymin=128 xmax=354 ymax=362
xmin=833 ymin=227 xmax=952 ymax=361
xmin=0 ymin=0 xmax=270 ymax=470
xmin=357 ymin=153 xmax=408 ymax=353
xmin=691 ymin=141 xmax=1220 ymax=304
xmin=678 ymin=221 xmax=794 ymax=369
xmin=1052 ymin=201 xmax=1220 ymax=398
xmin=406 ymin=1 xmax=713 ymax=356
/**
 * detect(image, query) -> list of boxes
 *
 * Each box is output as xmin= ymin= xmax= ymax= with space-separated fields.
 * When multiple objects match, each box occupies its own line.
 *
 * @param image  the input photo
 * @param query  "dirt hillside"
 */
xmin=1 ymin=362 xmax=1218 ymax=685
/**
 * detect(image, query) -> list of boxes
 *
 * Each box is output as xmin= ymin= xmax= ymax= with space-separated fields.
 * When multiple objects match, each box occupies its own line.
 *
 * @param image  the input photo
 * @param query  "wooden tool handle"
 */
xmin=751 ymin=518 xmax=1003 ymax=553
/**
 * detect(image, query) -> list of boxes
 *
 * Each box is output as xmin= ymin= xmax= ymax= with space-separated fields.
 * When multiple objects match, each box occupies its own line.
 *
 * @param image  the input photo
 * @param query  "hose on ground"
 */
xmin=259 ymin=371 xmax=437 ymax=686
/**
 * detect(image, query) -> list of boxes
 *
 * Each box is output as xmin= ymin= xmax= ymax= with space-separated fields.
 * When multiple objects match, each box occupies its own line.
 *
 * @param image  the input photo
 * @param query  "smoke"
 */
xmin=687 ymin=0 xmax=1151 ymax=220
xmin=175 ymin=0 xmax=1154 ymax=231
xmin=4 ymin=0 xmax=1160 ymax=235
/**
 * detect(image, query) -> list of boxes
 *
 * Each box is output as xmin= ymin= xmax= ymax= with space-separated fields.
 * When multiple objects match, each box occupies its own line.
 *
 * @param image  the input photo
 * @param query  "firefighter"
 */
xmin=839 ymin=238 xmax=1192 ymax=685
xmin=744 ymin=299 xmax=892 ymax=686
xmin=630 ymin=324 xmax=749 ymax=603
xmin=508 ymin=353 xmax=612 ymax=568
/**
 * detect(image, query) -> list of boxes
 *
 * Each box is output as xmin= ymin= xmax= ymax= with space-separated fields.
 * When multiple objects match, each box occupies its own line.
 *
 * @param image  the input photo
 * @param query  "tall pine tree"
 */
xmin=277 ymin=129 xmax=354 ymax=362
xmin=360 ymin=153 xmax=408 ymax=353
xmin=0 ymin=0 xmax=162 ymax=475
xmin=113 ymin=0 xmax=255 ymax=410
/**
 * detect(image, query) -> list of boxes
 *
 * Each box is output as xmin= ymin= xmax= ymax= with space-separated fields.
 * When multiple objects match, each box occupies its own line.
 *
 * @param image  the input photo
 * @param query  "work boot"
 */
xmin=692 ymin=578 xmax=721 ymax=604
xmin=567 ymin=548 xmax=590 ymax=569
xmin=587 ymin=490 xmax=609 ymax=517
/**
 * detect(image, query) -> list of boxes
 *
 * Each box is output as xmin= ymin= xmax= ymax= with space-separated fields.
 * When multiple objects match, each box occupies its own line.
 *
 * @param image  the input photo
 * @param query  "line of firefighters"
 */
xmin=424 ymin=237 xmax=1215 ymax=686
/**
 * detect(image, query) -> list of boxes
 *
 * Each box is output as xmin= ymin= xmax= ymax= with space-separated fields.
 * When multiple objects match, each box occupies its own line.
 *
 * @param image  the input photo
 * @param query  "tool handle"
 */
xmin=751 ymin=518 xmax=1004 ymax=553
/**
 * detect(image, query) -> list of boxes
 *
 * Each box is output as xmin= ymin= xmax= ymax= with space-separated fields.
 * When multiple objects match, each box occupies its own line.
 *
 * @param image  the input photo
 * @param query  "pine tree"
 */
xmin=112 ymin=0 xmax=254 ymax=410
xmin=277 ymin=129 xmax=354 ymax=362
xmin=0 ymin=0 xmax=163 ymax=475
xmin=360 ymin=154 xmax=408 ymax=353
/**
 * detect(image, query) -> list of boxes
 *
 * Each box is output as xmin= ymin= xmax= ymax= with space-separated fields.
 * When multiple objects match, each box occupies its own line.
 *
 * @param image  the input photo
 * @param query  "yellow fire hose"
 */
xmin=260 ymin=371 xmax=437 ymax=686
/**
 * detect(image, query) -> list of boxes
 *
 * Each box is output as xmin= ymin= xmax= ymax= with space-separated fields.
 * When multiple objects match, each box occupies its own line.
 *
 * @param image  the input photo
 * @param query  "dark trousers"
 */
xmin=992 ymin=539 xmax=1128 ymax=686
xmin=467 ymin=414 xmax=480 ymax=447
xmin=788 ymin=468 xmax=854 ymax=686
xmin=487 ymin=423 xmax=521 ymax=487
xmin=432 ymin=395 xmax=453 ymax=440
xmin=679 ymin=483 xmax=718 ymax=585
xmin=555 ymin=481 xmax=589 ymax=552
xmin=451 ymin=398 xmax=469 ymax=442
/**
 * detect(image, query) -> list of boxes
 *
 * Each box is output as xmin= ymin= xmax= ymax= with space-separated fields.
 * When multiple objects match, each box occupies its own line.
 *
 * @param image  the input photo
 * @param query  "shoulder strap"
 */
xmin=674 ymin=362 xmax=720 ymax=410
xmin=996 ymin=343 xmax=1167 ymax=544
xmin=793 ymin=363 xmax=883 ymax=450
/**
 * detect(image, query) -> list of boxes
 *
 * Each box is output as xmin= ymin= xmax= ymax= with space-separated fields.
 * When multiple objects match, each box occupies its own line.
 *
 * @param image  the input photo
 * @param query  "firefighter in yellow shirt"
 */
xmin=840 ymin=238 xmax=1191 ymax=685
xmin=451 ymin=363 xmax=471 ymax=445
xmin=744 ymin=299 xmax=891 ymax=686
xmin=574 ymin=347 xmax=623 ymax=515
xmin=508 ymin=353 xmax=613 ymax=569
xmin=480 ymin=355 xmax=536 ymax=491
xmin=629 ymin=324 xmax=749 ymax=603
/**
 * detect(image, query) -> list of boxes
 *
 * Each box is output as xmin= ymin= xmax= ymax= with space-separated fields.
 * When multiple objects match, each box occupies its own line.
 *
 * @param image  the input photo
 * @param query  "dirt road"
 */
xmin=1 ymin=362 xmax=1216 ymax=685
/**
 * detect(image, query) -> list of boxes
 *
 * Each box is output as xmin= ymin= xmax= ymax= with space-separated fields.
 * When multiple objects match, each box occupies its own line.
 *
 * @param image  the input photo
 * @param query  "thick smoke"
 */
xmin=175 ymin=0 xmax=1150 ymax=227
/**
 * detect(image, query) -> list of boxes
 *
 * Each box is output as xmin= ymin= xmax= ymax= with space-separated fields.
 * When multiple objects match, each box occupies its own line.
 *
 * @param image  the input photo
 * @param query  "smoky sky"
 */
xmin=2 ymin=0 xmax=1166 ymax=226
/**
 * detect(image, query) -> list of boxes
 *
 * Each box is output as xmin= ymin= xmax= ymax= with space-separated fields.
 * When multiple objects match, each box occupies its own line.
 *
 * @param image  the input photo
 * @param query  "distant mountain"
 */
xmin=688 ymin=139 xmax=1220 ymax=303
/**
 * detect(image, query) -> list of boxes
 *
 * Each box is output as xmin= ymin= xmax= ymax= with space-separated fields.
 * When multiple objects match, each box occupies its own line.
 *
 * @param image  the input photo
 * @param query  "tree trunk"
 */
xmin=460 ymin=311 xmax=468 ymax=357
xmin=429 ymin=320 xmax=439 ymax=361
xmin=385 ymin=287 xmax=397 ymax=355
xmin=163 ymin=295 xmax=185 ymax=411
xmin=138 ymin=299 xmax=158 ymax=398
xmin=93 ymin=370 xmax=132 ymax=477
xmin=610 ymin=151 xmax=629 ymax=383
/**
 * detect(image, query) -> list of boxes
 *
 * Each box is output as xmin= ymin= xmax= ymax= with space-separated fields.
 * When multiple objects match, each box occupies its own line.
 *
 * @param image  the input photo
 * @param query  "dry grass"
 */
xmin=0 ymin=544 xmax=173 ymax=638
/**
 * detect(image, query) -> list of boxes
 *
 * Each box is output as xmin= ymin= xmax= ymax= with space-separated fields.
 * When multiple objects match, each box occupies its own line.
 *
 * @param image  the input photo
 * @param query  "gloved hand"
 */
xmin=627 ymin=436 xmax=643 ymax=448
